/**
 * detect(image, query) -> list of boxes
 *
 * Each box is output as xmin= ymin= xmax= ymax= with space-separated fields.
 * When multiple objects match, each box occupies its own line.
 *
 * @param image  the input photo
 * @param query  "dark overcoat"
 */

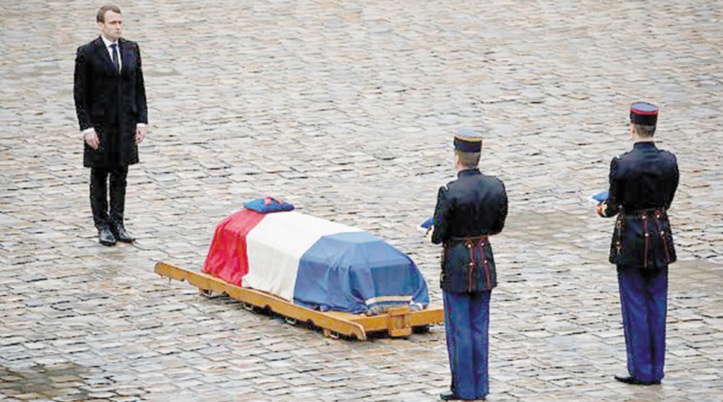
xmin=74 ymin=36 xmax=148 ymax=168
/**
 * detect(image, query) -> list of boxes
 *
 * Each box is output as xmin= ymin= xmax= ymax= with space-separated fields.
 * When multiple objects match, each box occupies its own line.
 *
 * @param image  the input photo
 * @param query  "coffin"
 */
xmin=202 ymin=209 xmax=430 ymax=315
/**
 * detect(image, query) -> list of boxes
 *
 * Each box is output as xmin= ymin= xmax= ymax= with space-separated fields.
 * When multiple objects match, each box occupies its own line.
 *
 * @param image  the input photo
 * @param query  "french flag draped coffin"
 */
xmin=202 ymin=209 xmax=430 ymax=315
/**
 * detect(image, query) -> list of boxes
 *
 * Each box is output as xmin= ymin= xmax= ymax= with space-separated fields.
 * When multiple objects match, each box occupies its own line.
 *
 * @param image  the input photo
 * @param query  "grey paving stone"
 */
xmin=0 ymin=0 xmax=721 ymax=401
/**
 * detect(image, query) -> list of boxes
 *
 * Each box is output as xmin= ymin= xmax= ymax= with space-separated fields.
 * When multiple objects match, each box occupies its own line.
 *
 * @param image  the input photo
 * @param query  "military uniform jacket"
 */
xmin=74 ymin=37 xmax=148 ymax=168
xmin=432 ymin=168 xmax=508 ymax=293
xmin=600 ymin=142 xmax=679 ymax=269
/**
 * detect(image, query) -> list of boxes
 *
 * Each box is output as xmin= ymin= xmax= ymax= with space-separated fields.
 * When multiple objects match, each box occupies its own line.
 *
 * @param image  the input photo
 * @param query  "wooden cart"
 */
xmin=154 ymin=262 xmax=444 ymax=340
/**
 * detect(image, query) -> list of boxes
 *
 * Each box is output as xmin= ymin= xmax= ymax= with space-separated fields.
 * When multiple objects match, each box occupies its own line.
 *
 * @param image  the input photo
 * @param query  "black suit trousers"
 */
xmin=90 ymin=166 xmax=128 ymax=230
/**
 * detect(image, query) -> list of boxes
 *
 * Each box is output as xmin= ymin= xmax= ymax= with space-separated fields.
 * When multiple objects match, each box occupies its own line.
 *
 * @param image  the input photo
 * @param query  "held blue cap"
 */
xmin=453 ymin=129 xmax=483 ymax=153
xmin=630 ymin=102 xmax=658 ymax=125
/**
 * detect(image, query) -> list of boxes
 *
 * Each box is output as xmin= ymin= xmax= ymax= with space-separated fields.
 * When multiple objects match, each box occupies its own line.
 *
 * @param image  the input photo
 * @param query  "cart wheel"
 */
xmin=412 ymin=325 xmax=430 ymax=334
xmin=323 ymin=329 xmax=341 ymax=339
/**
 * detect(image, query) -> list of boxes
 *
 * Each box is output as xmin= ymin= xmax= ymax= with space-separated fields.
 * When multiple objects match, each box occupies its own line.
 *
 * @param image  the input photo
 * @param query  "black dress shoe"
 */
xmin=439 ymin=391 xmax=485 ymax=401
xmin=440 ymin=391 xmax=458 ymax=401
xmin=112 ymin=224 xmax=134 ymax=243
xmin=614 ymin=375 xmax=660 ymax=386
xmin=99 ymin=227 xmax=116 ymax=246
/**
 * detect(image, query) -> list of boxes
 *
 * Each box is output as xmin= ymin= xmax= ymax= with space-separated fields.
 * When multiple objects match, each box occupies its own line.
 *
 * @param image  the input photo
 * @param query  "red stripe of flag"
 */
xmin=202 ymin=209 xmax=266 ymax=286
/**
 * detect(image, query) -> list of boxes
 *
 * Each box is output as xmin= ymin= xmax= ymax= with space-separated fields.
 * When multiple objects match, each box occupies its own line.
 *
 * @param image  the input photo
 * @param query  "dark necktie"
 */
xmin=110 ymin=43 xmax=120 ymax=73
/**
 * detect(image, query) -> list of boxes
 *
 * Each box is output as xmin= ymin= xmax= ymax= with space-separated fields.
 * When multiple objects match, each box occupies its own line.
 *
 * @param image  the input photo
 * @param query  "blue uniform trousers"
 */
xmin=617 ymin=266 xmax=668 ymax=383
xmin=443 ymin=290 xmax=491 ymax=400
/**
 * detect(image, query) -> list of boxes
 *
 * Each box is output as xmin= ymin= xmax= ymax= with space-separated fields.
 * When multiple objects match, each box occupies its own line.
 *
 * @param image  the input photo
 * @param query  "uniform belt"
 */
xmin=625 ymin=208 xmax=666 ymax=216
xmin=447 ymin=235 xmax=489 ymax=245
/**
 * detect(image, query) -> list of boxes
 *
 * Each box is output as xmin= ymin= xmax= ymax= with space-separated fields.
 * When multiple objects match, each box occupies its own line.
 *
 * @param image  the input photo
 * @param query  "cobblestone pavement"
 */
xmin=1 ymin=0 xmax=722 ymax=401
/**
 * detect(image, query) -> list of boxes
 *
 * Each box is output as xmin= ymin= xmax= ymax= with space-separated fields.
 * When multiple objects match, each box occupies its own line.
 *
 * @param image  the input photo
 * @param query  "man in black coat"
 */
xmin=597 ymin=102 xmax=679 ymax=386
xmin=74 ymin=4 xmax=148 ymax=246
xmin=431 ymin=129 xmax=508 ymax=401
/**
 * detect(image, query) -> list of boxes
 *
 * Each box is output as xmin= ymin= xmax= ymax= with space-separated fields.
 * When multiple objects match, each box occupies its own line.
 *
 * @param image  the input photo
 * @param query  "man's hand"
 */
xmin=135 ymin=125 xmax=147 ymax=144
xmin=84 ymin=130 xmax=100 ymax=150
xmin=596 ymin=203 xmax=606 ymax=217
xmin=425 ymin=225 xmax=434 ymax=240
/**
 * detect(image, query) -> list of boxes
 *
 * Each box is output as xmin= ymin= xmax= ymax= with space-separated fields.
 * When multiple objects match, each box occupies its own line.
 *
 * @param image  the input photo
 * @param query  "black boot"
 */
xmin=614 ymin=374 xmax=660 ymax=386
xmin=99 ymin=227 xmax=116 ymax=246
xmin=112 ymin=223 xmax=134 ymax=243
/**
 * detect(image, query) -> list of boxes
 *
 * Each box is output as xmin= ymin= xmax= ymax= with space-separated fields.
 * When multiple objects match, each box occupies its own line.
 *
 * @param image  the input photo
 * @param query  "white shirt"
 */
xmin=100 ymin=35 xmax=122 ymax=73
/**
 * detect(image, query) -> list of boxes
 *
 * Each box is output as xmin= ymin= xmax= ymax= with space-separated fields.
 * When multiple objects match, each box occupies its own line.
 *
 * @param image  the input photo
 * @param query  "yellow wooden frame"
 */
xmin=154 ymin=262 xmax=444 ymax=340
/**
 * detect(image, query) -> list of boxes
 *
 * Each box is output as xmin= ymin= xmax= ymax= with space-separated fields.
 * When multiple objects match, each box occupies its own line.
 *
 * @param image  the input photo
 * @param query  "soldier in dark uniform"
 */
xmin=597 ymin=102 xmax=679 ymax=386
xmin=430 ymin=129 xmax=508 ymax=401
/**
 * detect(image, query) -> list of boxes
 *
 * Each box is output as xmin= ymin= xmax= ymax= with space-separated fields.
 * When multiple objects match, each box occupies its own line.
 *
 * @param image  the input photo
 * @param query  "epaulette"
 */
xmin=614 ymin=150 xmax=631 ymax=161
xmin=663 ymin=150 xmax=678 ymax=163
